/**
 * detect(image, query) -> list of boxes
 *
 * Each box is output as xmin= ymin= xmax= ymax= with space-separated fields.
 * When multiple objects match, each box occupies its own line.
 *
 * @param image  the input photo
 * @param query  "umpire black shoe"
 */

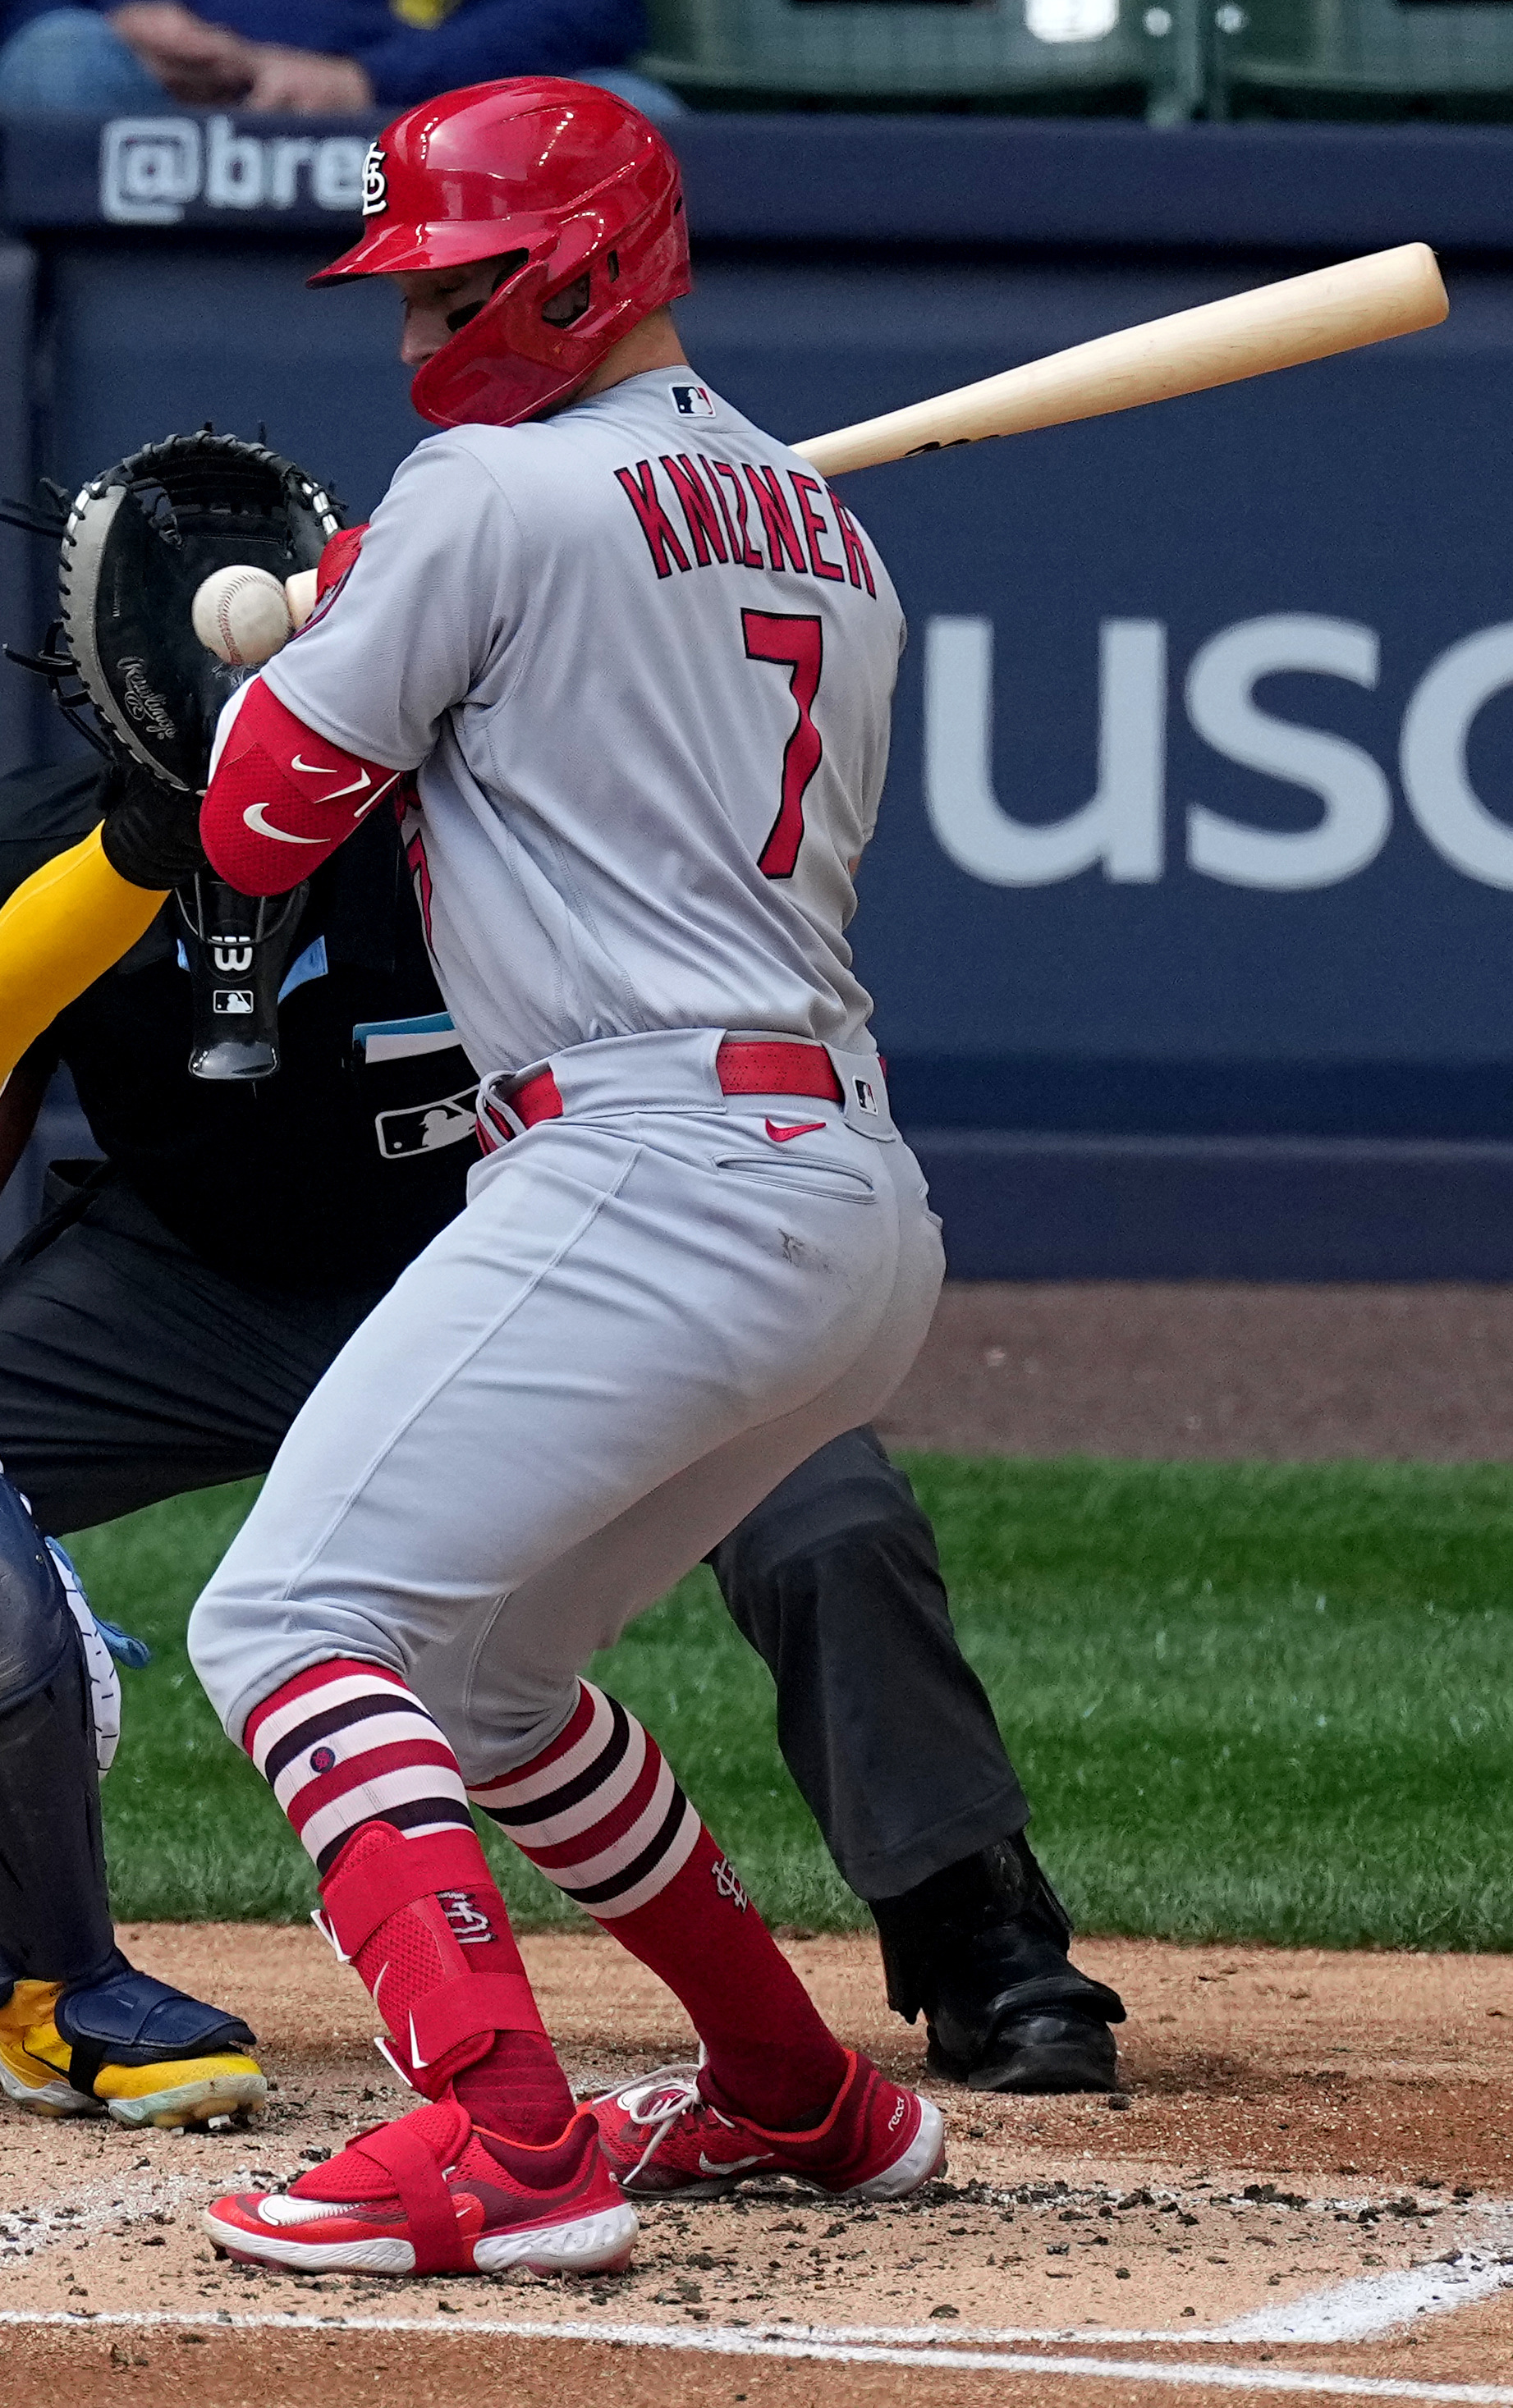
xmin=870 ymin=1836 xmax=1126 ymax=2094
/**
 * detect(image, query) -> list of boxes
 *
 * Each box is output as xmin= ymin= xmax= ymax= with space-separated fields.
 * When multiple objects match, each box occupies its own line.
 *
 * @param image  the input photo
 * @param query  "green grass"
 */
xmin=64 ymin=1457 xmax=1513 ymax=1952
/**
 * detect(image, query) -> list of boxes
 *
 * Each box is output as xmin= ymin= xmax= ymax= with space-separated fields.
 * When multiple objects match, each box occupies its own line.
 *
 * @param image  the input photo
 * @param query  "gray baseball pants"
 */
xmin=188 ymin=1032 xmax=947 ymax=1794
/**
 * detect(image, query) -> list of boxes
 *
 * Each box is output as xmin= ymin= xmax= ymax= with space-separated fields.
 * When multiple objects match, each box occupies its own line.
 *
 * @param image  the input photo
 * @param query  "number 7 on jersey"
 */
xmin=743 ymin=609 xmax=823 ymax=881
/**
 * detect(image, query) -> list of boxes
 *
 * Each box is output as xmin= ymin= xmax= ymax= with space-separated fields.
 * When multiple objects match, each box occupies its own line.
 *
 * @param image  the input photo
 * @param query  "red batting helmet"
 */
xmin=310 ymin=78 xmax=691 ymax=431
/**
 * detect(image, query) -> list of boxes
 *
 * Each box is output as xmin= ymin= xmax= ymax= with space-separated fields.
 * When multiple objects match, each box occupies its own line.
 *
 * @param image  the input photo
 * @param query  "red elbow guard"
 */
xmin=200 ymin=680 xmax=404 ymax=895
xmin=316 ymin=523 xmax=368 ymax=605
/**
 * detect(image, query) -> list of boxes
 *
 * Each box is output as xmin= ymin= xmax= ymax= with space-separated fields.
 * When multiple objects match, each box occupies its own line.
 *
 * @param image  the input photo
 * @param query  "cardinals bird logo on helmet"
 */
xmin=312 ymin=78 xmax=691 ymax=433
xmin=360 ymin=143 xmax=387 ymax=217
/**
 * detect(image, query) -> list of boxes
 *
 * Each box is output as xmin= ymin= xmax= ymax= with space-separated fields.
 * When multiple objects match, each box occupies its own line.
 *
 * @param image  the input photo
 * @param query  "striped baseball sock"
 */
xmin=470 ymin=1681 xmax=849 ymax=2131
xmin=245 ymin=1660 xmax=575 ymax=2142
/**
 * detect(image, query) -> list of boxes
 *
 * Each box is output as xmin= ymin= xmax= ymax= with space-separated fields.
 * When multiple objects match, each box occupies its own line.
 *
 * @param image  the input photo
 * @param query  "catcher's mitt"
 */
xmin=58 ymin=432 xmax=344 ymax=793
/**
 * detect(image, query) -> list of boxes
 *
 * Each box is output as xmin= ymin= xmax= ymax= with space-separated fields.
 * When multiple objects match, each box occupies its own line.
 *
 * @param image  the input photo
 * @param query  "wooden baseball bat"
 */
xmin=791 ymin=243 xmax=1447 ymax=478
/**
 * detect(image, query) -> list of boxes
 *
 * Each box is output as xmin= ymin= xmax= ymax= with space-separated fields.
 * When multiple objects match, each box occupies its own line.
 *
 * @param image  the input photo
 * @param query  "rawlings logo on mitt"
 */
xmin=58 ymin=430 xmax=344 ymax=793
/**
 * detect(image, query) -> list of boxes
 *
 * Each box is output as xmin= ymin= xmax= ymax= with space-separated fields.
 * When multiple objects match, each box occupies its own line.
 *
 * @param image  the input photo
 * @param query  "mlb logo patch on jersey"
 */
xmin=853 ymin=1077 xmax=879 ymax=1115
xmin=670 ymin=383 xmax=717 ymax=418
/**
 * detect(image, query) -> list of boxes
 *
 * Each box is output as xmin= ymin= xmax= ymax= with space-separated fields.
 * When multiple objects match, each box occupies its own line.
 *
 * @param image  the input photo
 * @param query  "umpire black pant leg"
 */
xmin=0 ymin=1174 xmax=384 ymax=1535
xmin=707 ymin=1426 xmax=1029 ymax=1904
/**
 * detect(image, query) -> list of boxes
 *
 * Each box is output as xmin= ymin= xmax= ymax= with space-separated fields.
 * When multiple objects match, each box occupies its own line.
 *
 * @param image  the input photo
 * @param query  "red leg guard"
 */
xmin=319 ymin=1823 xmax=576 ymax=2141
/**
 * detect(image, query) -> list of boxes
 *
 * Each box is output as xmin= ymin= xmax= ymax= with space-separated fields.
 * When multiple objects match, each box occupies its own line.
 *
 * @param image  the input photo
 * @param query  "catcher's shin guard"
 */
xmin=0 ymin=1474 xmax=116 ymax=1999
xmin=0 ymin=1473 xmax=265 ymax=2125
xmin=871 ymin=1835 xmax=1126 ymax=2094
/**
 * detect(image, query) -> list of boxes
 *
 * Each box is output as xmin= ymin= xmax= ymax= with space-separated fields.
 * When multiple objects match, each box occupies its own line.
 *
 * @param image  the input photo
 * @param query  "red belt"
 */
xmin=478 ymin=1039 xmax=845 ymax=1153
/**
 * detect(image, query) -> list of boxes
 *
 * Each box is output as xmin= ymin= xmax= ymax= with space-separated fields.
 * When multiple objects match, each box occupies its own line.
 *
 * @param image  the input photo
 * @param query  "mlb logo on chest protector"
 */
xmin=671 ymin=383 xmax=716 ymax=417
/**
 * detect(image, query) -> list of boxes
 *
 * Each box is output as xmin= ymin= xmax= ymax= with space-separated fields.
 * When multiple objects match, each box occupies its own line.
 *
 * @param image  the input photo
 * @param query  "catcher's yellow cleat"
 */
xmin=0 ymin=1981 xmax=77 ymax=2116
xmin=0 ymin=1970 xmax=266 ymax=2129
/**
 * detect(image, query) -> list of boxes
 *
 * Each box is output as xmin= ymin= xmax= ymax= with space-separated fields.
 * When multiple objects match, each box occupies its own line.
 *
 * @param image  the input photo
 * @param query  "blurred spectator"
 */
xmin=0 ymin=0 xmax=683 ymax=115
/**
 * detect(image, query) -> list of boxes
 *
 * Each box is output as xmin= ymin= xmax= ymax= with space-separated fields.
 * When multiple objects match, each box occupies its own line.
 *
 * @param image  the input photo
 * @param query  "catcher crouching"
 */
xmin=0 ymin=429 xmax=342 ymax=2128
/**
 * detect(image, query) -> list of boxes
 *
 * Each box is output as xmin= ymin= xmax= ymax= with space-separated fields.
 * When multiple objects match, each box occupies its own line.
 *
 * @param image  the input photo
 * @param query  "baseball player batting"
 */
xmin=164 ymin=78 xmax=961 ymax=2279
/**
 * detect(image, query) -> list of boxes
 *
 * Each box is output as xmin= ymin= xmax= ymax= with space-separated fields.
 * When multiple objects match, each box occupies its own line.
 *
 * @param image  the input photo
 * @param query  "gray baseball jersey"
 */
xmin=264 ymin=369 xmax=904 ymax=1080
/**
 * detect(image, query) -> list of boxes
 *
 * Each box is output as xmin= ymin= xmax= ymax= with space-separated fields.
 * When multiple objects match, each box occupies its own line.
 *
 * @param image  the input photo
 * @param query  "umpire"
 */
xmin=0 ymin=755 xmax=1123 ymax=2126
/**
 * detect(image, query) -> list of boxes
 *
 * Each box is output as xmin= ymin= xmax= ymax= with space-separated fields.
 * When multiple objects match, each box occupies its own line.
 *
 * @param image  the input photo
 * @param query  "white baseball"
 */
xmin=191 ymin=564 xmax=294 ymax=667
xmin=284 ymin=566 xmax=319 ymax=631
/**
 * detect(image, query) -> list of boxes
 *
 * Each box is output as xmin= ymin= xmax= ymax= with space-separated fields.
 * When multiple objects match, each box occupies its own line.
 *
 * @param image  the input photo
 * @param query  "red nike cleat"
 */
xmin=592 ymin=2049 xmax=945 ymax=2200
xmin=204 ymin=2095 xmax=636 ymax=2277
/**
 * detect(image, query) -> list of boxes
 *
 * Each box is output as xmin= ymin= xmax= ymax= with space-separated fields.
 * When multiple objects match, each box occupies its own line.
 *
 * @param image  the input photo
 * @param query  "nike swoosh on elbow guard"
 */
xmin=291 ymin=758 xmax=373 ymax=803
xmin=241 ymin=800 xmax=327 ymax=845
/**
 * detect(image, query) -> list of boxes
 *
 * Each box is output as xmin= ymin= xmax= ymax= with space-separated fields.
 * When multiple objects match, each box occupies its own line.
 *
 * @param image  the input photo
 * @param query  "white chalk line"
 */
xmin=5 ymin=2172 xmax=1511 ymax=2387
xmin=2 ymin=2309 xmax=1513 ymax=2401
xmin=1221 ymin=2256 xmax=1513 ymax=2344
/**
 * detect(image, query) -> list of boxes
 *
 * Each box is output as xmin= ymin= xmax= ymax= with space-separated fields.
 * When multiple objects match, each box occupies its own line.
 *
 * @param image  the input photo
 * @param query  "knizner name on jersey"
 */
xmin=616 ymin=394 xmax=878 ymax=594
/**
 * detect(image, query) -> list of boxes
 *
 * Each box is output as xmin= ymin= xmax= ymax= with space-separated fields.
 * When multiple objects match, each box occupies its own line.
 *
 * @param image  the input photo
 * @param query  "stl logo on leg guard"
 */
xmin=439 ymin=1890 xmax=497 ymax=1946
xmin=711 ymin=1857 xmax=749 ymax=1912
